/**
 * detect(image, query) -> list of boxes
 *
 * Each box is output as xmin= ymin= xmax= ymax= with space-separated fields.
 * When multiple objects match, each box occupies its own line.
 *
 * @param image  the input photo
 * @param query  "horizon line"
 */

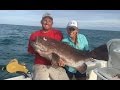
xmin=0 ymin=23 xmax=120 ymax=32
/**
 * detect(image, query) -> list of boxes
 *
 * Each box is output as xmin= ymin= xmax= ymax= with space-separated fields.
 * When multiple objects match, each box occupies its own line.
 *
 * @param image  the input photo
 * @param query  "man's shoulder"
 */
xmin=29 ymin=30 xmax=43 ymax=39
xmin=52 ymin=29 xmax=62 ymax=33
xmin=79 ymin=33 xmax=85 ymax=36
xmin=31 ymin=30 xmax=40 ymax=34
xmin=78 ymin=34 xmax=86 ymax=38
xmin=30 ymin=30 xmax=42 ymax=36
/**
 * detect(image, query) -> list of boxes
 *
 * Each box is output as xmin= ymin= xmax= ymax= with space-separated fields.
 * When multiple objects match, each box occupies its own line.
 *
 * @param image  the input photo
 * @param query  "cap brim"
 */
xmin=67 ymin=26 xmax=78 ymax=30
xmin=42 ymin=16 xmax=53 ymax=20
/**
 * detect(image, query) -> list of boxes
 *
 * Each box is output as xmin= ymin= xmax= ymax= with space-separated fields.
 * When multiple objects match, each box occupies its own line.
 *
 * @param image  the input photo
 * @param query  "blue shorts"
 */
xmin=65 ymin=68 xmax=86 ymax=79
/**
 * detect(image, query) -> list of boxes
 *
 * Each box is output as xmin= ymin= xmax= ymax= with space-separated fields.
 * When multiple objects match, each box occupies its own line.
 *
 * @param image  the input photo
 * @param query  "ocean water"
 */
xmin=0 ymin=24 xmax=120 ymax=79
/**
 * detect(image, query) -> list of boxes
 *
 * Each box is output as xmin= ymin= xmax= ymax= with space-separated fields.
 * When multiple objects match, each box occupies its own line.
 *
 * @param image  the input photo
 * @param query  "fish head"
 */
xmin=30 ymin=37 xmax=49 ymax=52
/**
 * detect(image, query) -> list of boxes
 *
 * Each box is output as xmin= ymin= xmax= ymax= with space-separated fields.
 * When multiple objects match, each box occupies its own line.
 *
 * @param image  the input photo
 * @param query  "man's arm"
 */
xmin=28 ymin=33 xmax=36 ymax=54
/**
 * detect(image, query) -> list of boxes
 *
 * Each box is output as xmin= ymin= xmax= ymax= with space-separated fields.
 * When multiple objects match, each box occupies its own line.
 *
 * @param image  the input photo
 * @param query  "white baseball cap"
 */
xmin=42 ymin=13 xmax=53 ymax=20
xmin=67 ymin=20 xmax=78 ymax=28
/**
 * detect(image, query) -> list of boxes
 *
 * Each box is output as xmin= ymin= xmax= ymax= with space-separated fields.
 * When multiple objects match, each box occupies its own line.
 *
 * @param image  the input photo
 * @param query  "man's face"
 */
xmin=67 ymin=27 xmax=78 ymax=38
xmin=68 ymin=30 xmax=78 ymax=38
xmin=41 ymin=17 xmax=53 ymax=30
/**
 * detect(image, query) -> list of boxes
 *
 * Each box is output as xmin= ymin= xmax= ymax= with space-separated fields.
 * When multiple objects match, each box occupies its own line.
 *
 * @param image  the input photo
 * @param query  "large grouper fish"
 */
xmin=30 ymin=36 xmax=108 ymax=73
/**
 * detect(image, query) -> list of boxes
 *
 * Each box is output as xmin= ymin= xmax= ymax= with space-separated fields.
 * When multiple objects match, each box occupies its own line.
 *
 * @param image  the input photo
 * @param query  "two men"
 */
xmin=28 ymin=13 xmax=89 ymax=80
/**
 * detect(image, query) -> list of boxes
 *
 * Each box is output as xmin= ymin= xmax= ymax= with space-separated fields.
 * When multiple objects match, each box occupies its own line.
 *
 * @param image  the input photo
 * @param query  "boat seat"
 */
xmin=86 ymin=59 xmax=107 ymax=80
xmin=94 ymin=39 xmax=120 ymax=80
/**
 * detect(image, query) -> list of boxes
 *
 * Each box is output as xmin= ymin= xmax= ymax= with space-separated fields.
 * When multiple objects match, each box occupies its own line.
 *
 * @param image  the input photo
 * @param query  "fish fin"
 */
xmin=51 ymin=53 xmax=60 ymax=61
xmin=51 ymin=53 xmax=60 ymax=68
xmin=76 ymin=63 xmax=87 ymax=74
xmin=90 ymin=44 xmax=108 ymax=61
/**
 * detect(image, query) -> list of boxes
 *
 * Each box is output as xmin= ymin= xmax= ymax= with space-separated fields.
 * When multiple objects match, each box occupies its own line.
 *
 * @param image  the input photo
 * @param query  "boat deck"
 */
xmin=4 ymin=59 xmax=107 ymax=80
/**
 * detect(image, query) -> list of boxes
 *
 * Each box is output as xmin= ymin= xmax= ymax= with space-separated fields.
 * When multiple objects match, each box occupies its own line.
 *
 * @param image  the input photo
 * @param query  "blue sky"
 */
xmin=0 ymin=10 xmax=120 ymax=31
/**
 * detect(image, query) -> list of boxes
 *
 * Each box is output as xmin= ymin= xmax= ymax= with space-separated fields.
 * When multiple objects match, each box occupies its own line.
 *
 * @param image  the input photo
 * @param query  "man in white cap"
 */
xmin=62 ymin=20 xmax=89 ymax=80
xmin=28 ymin=13 xmax=69 ymax=80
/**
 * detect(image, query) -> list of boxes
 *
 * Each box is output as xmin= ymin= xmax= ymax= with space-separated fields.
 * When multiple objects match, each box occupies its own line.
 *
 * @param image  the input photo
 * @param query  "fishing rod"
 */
xmin=0 ymin=65 xmax=6 ymax=71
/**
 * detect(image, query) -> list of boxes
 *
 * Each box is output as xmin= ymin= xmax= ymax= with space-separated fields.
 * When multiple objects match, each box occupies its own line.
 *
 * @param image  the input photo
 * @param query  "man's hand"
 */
xmin=51 ymin=59 xmax=65 ymax=67
xmin=51 ymin=60 xmax=59 ymax=68
xmin=57 ymin=59 xmax=65 ymax=67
